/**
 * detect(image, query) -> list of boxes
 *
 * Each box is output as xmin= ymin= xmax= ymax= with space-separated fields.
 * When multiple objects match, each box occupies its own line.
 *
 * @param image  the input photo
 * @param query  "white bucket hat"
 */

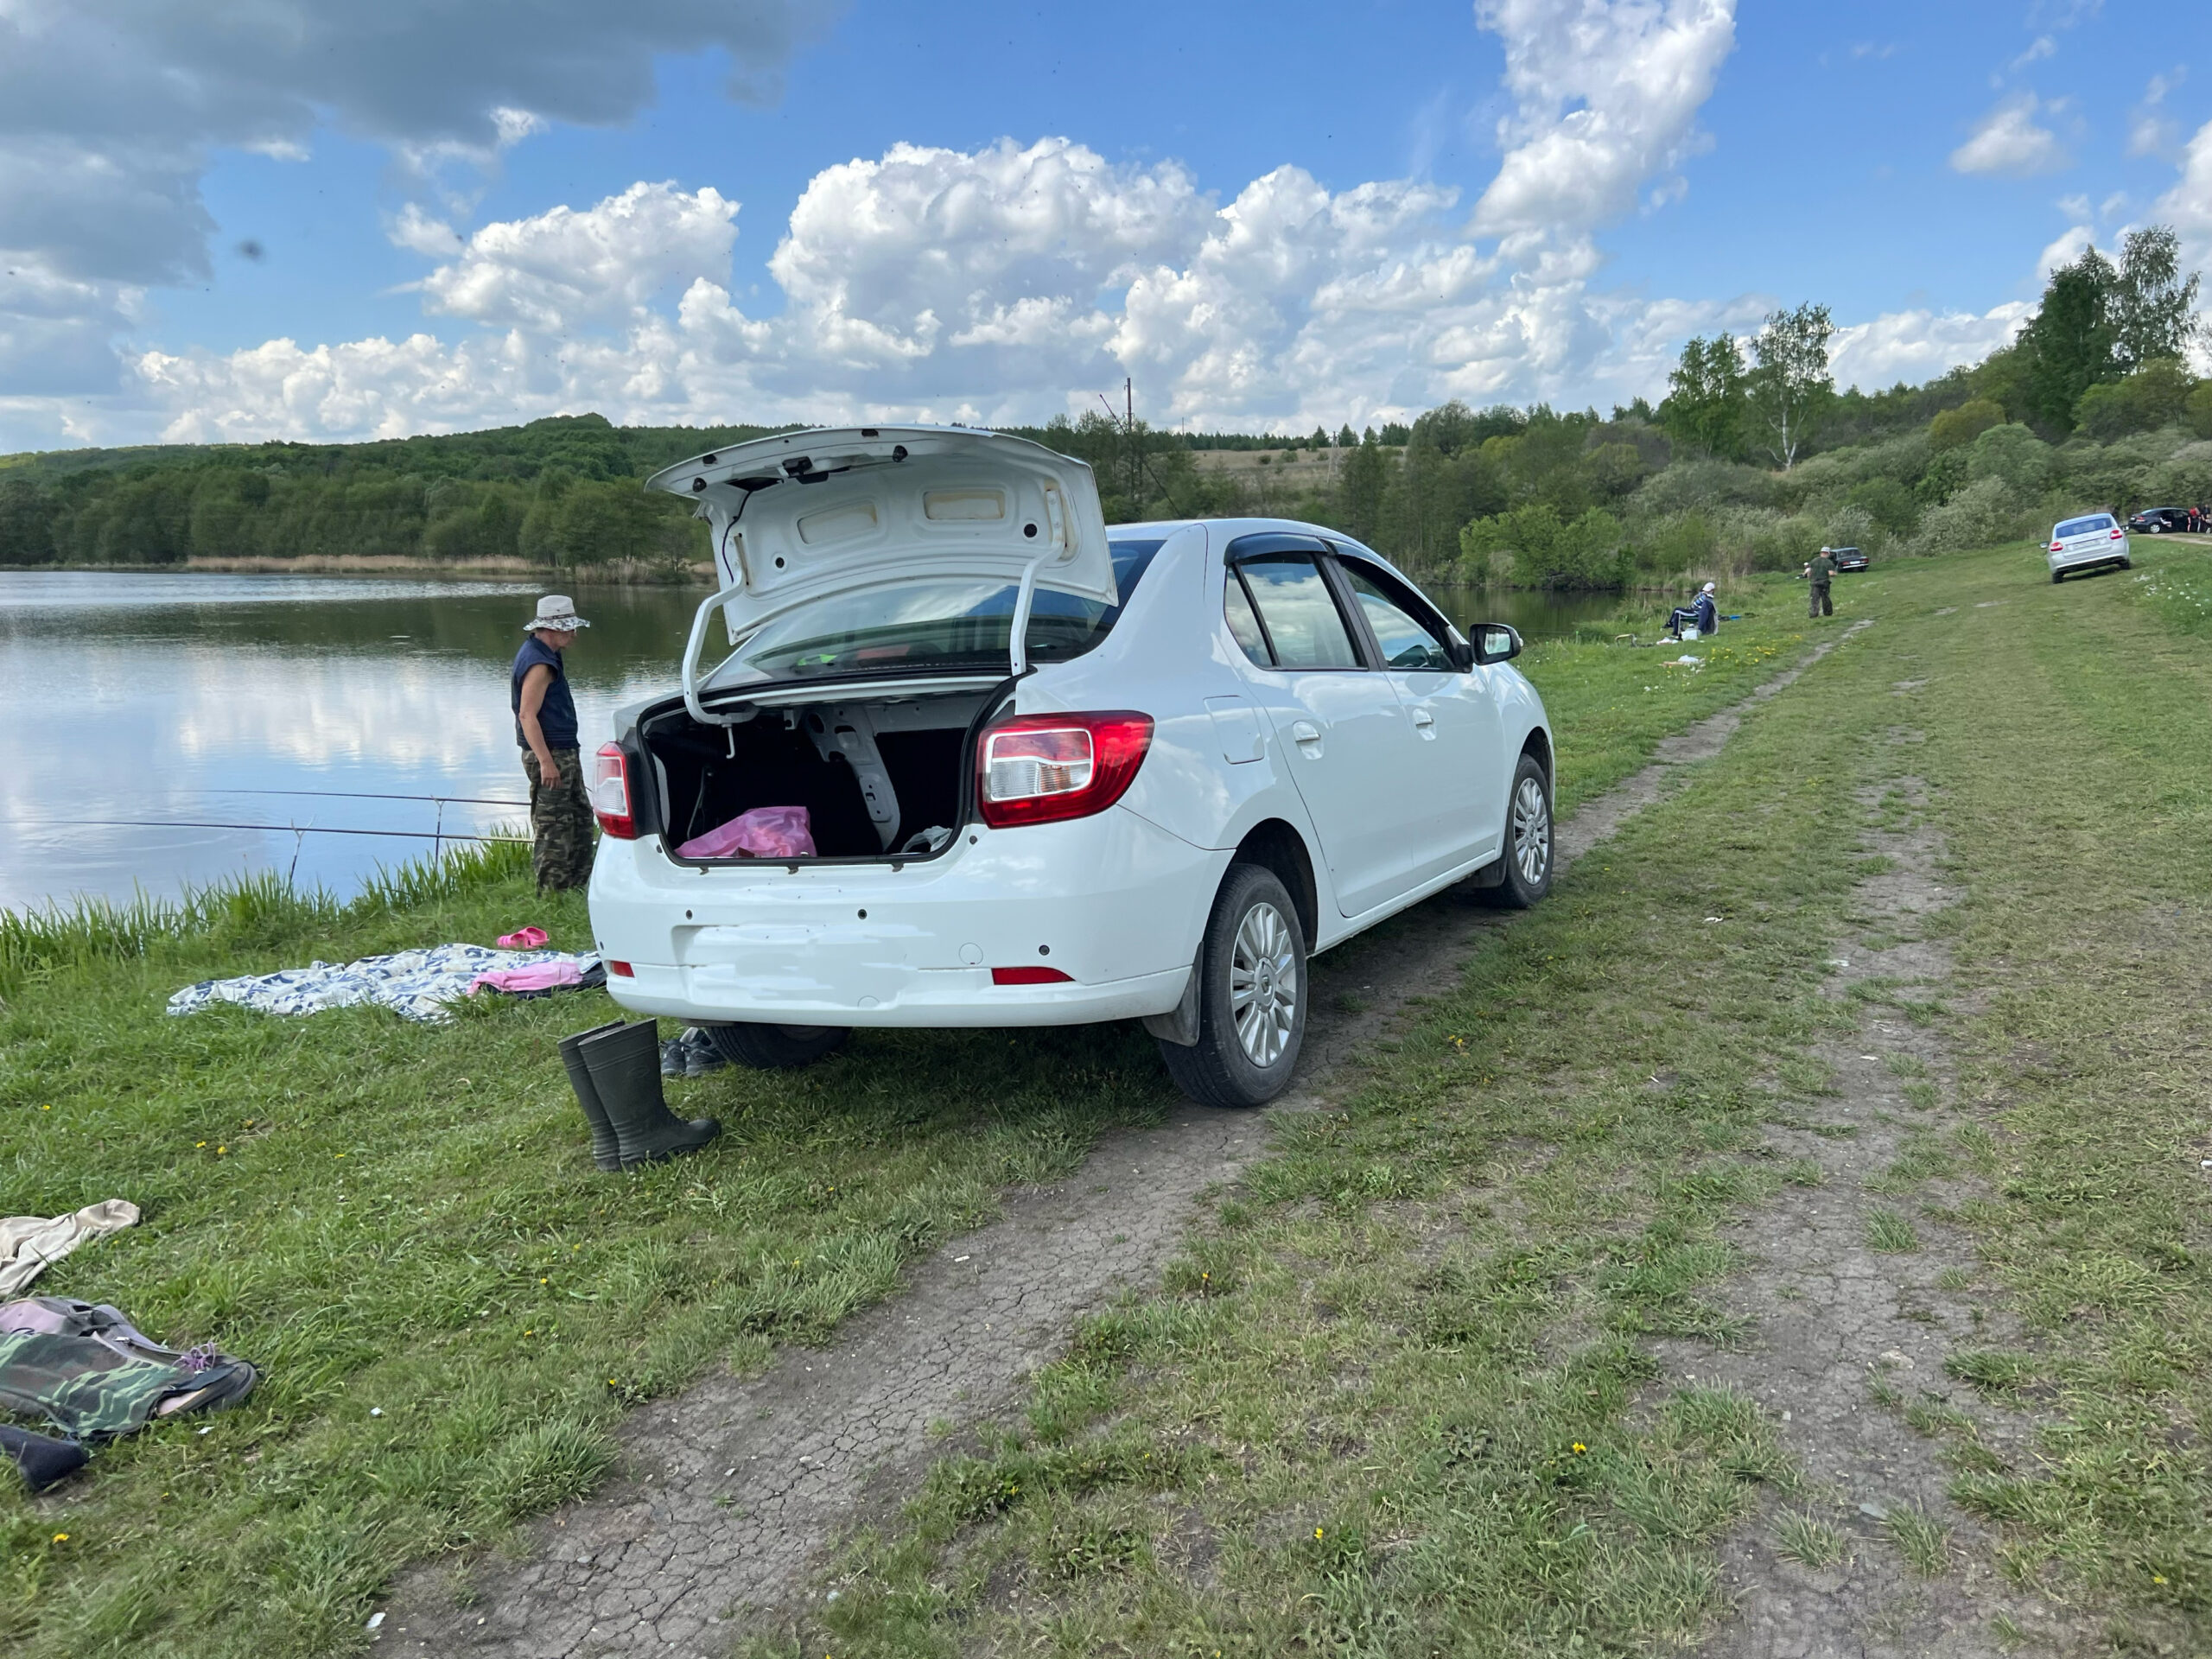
xmin=1702 ymin=581 xmax=1716 ymax=593
xmin=525 ymin=594 xmax=591 ymax=632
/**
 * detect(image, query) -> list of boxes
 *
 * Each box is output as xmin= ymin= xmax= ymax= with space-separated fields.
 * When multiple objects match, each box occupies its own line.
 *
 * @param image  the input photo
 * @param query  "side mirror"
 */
xmin=1447 ymin=637 xmax=1477 ymax=671
xmin=1471 ymin=624 xmax=1522 ymax=665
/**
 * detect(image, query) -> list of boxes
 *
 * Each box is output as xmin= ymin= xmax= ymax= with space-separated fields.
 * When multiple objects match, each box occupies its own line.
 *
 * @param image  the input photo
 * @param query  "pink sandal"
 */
xmin=497 ymin=925 xmax=549 ymax=950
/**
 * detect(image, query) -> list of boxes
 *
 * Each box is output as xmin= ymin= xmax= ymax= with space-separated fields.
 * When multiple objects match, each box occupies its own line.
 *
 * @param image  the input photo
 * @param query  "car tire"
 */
xmin=1157 ymin=863 xmax=1306 ymax=1109
xmin=1480 ymin=752 xmax=1554 ymax=910
xmin=704 ymin=1022 xmax=849 ymax=1070
xmin=2050 ymin=570 xmax=2063 ymax=584
xmin=2147 ymin=523 xmax=2163 ymax=533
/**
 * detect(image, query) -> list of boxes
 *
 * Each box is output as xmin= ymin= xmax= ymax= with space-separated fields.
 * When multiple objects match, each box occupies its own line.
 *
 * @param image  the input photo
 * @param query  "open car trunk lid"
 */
xmin=645 ymin=427 xmax=1116 ymax=644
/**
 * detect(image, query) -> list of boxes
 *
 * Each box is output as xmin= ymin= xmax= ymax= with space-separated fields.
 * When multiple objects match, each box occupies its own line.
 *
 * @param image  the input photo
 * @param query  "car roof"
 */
xmin=1109 ymin=516 xmax=1424 ymax=582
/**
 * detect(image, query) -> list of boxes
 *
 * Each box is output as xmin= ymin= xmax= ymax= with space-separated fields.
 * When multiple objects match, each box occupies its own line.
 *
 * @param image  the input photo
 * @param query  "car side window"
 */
xmin=1341 ymin=565 xmax=1454 ymax=671
xmin=1235 ymin=556 xmax=1361 ymax=670
xmin=1224 ymin=570 xmax=1273 ymax=664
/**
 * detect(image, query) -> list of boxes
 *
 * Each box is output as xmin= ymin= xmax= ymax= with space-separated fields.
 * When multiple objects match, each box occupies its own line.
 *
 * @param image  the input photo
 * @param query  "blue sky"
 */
xmin=3 ymin=1 xmax=2206 ymax=450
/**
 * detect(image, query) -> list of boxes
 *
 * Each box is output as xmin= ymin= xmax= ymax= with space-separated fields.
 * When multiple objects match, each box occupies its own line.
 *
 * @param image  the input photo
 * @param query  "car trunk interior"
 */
xmin=639 ymin=689 xmax=995 ymax=861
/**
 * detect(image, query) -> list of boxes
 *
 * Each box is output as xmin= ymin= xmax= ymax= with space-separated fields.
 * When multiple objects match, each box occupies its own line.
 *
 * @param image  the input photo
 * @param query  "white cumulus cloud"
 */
xmin=1829 ymin=302 xmax=2035 ymax=389
xmin=1470 ymin=0 xmax=1737 ymax=238
xmin=415 ymin=181 xmax=740 ymax=331
xmin=1950 ymin=95 xmax=2069 ymax=176
xmin=115 ymin=115 xmax=1755 ymax=446
xmin=2128 ymin=69 xmax=2186 ymax=159
xmin=2152 ymin=117 xmax=2212 ymax=365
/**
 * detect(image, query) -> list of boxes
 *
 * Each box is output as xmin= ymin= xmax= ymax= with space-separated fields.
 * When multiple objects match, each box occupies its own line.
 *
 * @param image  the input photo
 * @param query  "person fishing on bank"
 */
xmin=1666 ymin=582 xmax=1719 ymax=641
xmin=512 ymin=595 xmax=595 ymax=892
xmin=1802 ymin=547 xmax=1838 ymax=619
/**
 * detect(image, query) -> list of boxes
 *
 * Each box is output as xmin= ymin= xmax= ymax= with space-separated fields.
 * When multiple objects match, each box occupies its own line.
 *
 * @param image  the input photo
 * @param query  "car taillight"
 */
xmin=2111 ymin=527 xmax=2125 ymax=539
xmin=991 ymin=966 xmax=1072 ymax=985
xmin=2050 ymin=542 xmax=2064 ymax=552
xmin=590 ymin=742 xmax=636 ymax=839
xmin=976 ymin=712 xmax=1154 ymax=829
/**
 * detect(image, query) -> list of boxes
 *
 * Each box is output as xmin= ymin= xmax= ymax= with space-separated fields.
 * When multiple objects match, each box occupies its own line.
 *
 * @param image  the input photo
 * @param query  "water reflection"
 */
xmin=0 ymin=573 xmax=704 ymax=912
xmin=0 ymin=571 xmax=1619 ymax=912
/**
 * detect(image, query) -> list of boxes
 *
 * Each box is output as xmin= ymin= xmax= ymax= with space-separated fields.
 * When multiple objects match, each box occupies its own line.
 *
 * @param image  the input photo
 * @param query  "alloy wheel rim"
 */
xmin=1230 ymin=900 xmax=1298 ymax=1068
xmin=1513 ymin=775 xmax=1551 ymax=885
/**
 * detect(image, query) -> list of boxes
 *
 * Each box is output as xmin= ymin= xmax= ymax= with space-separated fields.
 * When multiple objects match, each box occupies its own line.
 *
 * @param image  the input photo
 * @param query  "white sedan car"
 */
xmin=585 ymin=426 xmax=1554 ymax=1107
xmin=2047 ymin=512 xmax=2131 ymax=581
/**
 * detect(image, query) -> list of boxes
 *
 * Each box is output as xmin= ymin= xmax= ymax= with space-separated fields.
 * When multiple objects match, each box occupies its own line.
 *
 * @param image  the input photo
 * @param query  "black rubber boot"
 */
xmin=559 ymin=1020 xmax=628 ymax=1172
xmin=579 ymin=1020 xmax=721 ymax=1167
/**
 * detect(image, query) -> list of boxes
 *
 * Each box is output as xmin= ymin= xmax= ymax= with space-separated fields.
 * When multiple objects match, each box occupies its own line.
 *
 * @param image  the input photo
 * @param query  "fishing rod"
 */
xmin=169 ymin=787 xmax=530 ymax=807
xmin=15 ymin=819 xmax=531 ymax=843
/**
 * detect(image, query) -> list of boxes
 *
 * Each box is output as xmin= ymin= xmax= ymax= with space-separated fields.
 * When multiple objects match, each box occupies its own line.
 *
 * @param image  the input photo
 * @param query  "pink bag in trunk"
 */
xmin=677 ymin=805 xmax=817 ymax=860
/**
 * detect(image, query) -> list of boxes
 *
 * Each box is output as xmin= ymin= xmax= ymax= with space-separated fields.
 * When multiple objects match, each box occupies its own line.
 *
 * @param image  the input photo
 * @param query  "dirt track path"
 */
xmin=379 ymin=626 xmax=1868 ymax=1657
xmin=1669 ymin=734 xmax=2094 ymax=1656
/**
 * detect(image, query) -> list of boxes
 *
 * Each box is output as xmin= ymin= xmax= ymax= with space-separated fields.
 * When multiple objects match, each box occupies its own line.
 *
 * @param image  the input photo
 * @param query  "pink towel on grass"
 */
xmin=677 ymin=805 xmax=816 ymax=860
xmin=469 ymin=962 xmax=583 ymax=995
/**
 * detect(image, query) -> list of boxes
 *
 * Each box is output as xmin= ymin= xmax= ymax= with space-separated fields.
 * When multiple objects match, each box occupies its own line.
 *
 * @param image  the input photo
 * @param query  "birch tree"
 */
xmin=1748 ymin=303 xmax=1835 ymax=470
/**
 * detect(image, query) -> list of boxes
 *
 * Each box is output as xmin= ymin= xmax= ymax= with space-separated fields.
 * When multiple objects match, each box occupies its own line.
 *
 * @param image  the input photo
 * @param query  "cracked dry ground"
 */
xmin=1662 ymin=747 xmax=2093 ymax=1656
xmin=378 ymin=633 xmax=1868 ymax=1658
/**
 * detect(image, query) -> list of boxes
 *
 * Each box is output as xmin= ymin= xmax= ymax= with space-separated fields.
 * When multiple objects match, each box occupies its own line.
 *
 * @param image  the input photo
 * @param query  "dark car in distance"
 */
xmin=2126 ymin=507 xmax=2191 ymax=535
xmin=1831 ymin=545 xmax=1869 ymax=571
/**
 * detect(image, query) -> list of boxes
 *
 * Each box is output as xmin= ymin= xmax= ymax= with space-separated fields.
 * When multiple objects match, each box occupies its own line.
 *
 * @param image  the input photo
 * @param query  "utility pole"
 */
xmin=1125 ymin=378 xmax=1137 ymax=505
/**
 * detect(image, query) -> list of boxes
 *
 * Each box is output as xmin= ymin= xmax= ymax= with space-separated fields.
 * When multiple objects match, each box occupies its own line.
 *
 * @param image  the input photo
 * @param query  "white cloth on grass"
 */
xmin=0 ymin=1200 xmax=141 ymax=1296
xmin=167 ymin=944 xmax=601 ymax=1025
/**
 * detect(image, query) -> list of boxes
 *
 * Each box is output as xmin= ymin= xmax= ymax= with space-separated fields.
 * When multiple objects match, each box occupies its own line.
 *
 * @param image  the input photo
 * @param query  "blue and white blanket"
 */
xmin=167 ymin=944 xmax=601 ymax=1024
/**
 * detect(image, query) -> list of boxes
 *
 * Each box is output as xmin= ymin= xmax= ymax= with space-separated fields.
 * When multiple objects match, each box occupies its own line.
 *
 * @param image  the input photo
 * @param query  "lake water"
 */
xmin=0 ymin=570 xmax=1620 ymax=912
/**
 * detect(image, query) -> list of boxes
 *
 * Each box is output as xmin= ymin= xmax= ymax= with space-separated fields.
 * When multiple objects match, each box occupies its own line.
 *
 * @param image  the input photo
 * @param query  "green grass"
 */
xmin=753 ymin=583 xmax=1903 ymax=1656
xmin=1773 ymin=1511 xmax=1850 ymax=1570
xmin=1883 ymin=1504 xmax=1954 ymax=1577
xmin=1866 ymin=1210 xmax=1923 ymax=1252
xmin=0 ymin=579 xmax=1828 ymax=1656
xmin=761 ymin=539 xmax=2212 ymax=1653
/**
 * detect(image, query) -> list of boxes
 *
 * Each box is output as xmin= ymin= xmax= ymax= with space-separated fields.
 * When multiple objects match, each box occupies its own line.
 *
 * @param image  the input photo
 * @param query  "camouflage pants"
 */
xmin=524 ymin=748 xmax=596 ymax=892
xmin=1808 ymin=582 xmax=1834 ymax=618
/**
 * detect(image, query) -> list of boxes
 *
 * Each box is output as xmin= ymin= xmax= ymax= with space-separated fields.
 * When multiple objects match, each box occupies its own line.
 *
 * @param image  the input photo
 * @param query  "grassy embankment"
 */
xmin=0 ymin=575 xmax=1815 ymax=1656
xmin=753 ymin=537 xmax=2212 ymax=1656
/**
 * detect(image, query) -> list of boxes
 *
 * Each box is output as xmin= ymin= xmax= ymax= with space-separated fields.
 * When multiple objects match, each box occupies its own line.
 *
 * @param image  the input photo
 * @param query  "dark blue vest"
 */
xmin=512 ymin=635 xmax=579 ymax=750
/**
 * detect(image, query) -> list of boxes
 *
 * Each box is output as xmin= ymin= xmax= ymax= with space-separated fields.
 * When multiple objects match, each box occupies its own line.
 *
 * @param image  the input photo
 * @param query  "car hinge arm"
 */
xmin=1007 ymin=553 xmax=1049 ymax=677
xmin=681 ymin=581 xmax=748 ymax=727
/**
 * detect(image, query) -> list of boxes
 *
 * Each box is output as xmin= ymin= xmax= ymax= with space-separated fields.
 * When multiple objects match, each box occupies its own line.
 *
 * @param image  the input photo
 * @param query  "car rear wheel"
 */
xmin=705 ymin=1022 xmax=850 ymax=1070
xmin=1157 ymin=862 xmax=1306 ymax=1109
xmin=1480 ymin=753 xmax=1554 ymax=909
xmin=2050 ymin=570 xmax=2064 ymax=583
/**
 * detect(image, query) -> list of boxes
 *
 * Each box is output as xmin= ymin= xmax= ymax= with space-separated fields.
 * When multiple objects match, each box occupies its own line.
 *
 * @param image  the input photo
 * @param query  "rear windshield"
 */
xmin=719 ymin=538 xmax=1165 ymax=683
xmin=2056 ymin=516 xmax=2113 ymax=537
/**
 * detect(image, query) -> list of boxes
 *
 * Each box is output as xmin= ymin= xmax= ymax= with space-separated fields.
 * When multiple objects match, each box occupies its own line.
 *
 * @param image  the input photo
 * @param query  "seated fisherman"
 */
xmin=1667 ymin=582 xmax=1719 ymax=640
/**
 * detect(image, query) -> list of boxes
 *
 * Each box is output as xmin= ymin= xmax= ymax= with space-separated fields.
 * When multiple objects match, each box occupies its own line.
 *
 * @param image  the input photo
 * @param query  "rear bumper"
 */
xmin=2049 ymin=539 xmax=2129 ymax=573
xmin=585 ymin=805 xmax=1224 ymax=1028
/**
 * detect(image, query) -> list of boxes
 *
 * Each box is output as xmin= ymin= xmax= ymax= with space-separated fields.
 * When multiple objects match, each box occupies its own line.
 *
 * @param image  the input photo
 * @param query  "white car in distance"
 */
xmin=2047 ymin=512 xmax=2131 ymax=582
xmin=585 ymin=426 xmax=1554 ymax=1108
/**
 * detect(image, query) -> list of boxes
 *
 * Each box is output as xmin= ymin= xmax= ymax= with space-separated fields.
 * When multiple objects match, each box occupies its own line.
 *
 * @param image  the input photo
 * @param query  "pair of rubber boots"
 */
xmin=559 ymin=1020 xmax=721 ymax=1171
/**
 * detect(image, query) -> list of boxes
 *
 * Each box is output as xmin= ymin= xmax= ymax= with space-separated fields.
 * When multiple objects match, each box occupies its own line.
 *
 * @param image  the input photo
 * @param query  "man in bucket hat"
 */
xmin=512 ymin=595 xmax=595 ymax=891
